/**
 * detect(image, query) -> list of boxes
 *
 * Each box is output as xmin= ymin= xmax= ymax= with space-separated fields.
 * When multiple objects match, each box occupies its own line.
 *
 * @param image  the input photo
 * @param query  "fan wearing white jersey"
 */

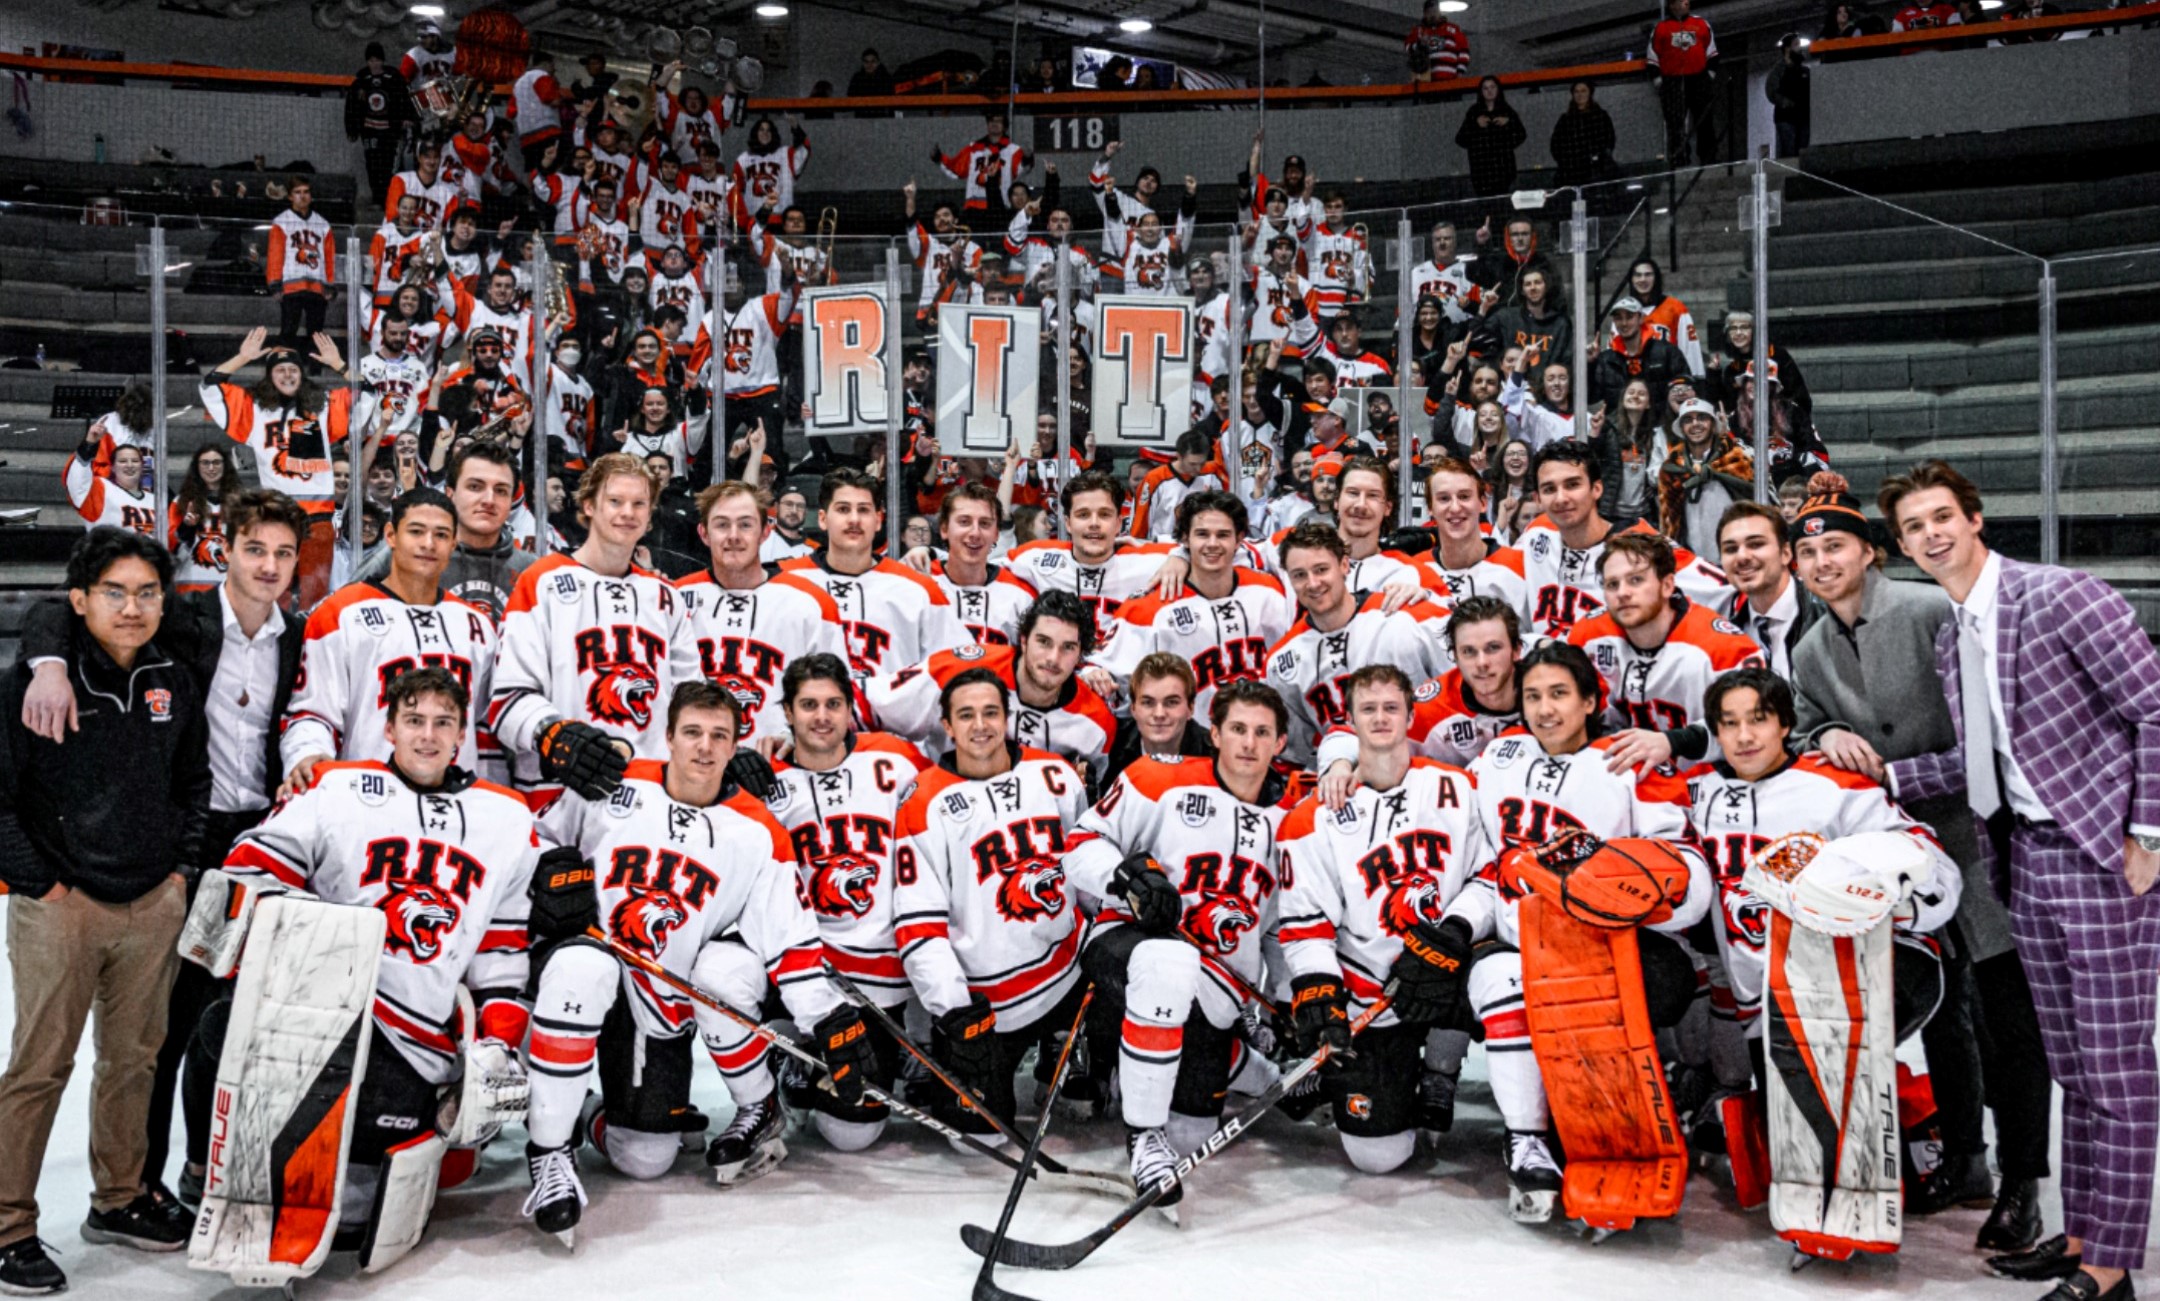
xmin=1064 ymin=680 xmax=1306 ymax=1208
xmin=520 ymin=684 xmax=873 ymax=1243
xmin=1279 ymin=665 xmax=1492 ymax=1173
xmin=63 ymin=434 xmax=156 ymax=536
xmin=779 ymin=469 xmax=970 ymax=676
xmin=1457 ymin=643 xmax=1712 ymax=1220
xmin=931 ymin=482 xmax=1031 ymax=647
xmin=1409 ymin=221 xmax=1486 ymax=325
xmin=1250 ymin=233 xmax=1322 ymax=353
xmin=1517 ymin=441 xmax=1732 ymax=640
xmin=1304 ymin=193 xmax=1373 ymax=325
xmin=891 ymin=670 xmax=1091 ymax=1132
xmin=733 ymin=116 xmax=810 ymax=228
xmin=491 ymin=455 xmax=703 ymax=800
xmin=743 ymin=206 xmax=834 ymax=299
xmin=1315 ymin=594 xmax=1525 ymax=777
xmin=653 ymin=65 xmax=737 ymax=164
xmin=1265 ymin=522 xmax=1454 ymax=765
xmin=1128 ymin=430 xmax=1227 ymax=542
xmin=997 ymin=470 xmax=1175 ymax=649
xmin=542 ymin=336 xmax=597 ymax=468
xmin=1096 ymin=489 xmax=1292 ymax=720
xmin=901 ymin=182 xmax=985 ymax=324
xmin=354 ymin=316 xmax=430 ymax=441
xmin=1099 ymin=174 xmax=1198 ymax=297
xmin=282 ymin=489 xmax=502 ymax=793
xmin=214 ymin=669 xmax=535 ymax=1242
xmin=646 ymin=244 xmax=707 ymax=327
xmin=1418 ymin=457 xmax=1531 ymax=620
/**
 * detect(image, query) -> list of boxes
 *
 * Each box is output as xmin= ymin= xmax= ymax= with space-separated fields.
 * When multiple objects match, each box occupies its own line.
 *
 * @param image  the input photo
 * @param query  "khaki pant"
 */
xmin=0 ymin=878 xmax=185 ymax=1246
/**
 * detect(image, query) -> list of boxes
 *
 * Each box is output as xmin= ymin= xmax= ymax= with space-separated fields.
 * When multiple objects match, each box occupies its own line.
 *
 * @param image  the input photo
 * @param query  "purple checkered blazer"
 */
xmin=1889 ymin=555 xmax=2160 ymax=877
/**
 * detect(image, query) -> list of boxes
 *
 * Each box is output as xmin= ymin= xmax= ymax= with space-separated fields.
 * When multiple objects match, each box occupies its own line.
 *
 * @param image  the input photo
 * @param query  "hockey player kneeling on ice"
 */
xmin=1278 ymin=665 xmax=1492 ymax=1174
xmin=1063 ymin=679 xmax=1308 ymax=1212
xmin=1687 ymin=668 xmax=1960 ymax=1261
xmin=186 ymin=668 xmax=537 ymax=1286
xmin=1461 ymin=643 xmax=1711 ymax=1229
xmin=891 ymin=670 xmax=1091 ymax=1136
xmin=522 ymin=682 xmax=874 ymax=1240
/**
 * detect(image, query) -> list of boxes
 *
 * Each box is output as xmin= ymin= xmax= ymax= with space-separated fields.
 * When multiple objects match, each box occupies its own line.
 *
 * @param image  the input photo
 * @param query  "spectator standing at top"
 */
xmin=1766 ymin=33 xmax=1812 ymax=156
xmin=267 ymin=177 xmax=336 ymax=353
xmin=849 ymin=48 xmax=896 ymax=97
xmin=1406 ymin=0 xmax=1472 ymax=81
xmin=401 ymin=17 xmax=454 ymax=87
xmin=1892 ymin=1 xmax=1959 ymax=31
xmin=1824 ymin=2 xmax=1891 ymax=37
xmin=1549 ymin=80 xmax=1618 ymax=190
xmin=933 ymin=112 xmax=1030 ymax=218
xmin=1455 ymin=75 xmax=1527 ymax=199
xmin=510 ymin=49 xmax=568 ymax=170
xmin=1649 ymin=0 xmax=1720 ymax=167
xmin=346 ymin=42 xmax=415 ymax=204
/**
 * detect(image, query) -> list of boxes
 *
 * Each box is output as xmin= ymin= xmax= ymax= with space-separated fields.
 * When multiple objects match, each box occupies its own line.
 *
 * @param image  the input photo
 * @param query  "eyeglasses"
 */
xmin=91 ymin=584 xmax=164 ymax=611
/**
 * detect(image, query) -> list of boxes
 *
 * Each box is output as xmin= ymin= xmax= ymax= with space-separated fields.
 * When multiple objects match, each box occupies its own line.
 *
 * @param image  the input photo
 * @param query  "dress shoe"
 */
xmin=1990 ymin=1234 xmax=2083 ymax=1282
xmin=2039 ymin=1269 xmax=2135 ymax=1301
xmin=1979 ymin=1177 xmax=2044 ymax=1253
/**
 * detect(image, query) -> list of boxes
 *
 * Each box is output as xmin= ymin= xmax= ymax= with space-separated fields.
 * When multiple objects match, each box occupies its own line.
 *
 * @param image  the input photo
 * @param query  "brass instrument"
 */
xmin=1350 ymin=221 xmax=1369 ymax=246
xmin=605 ymin=78 xmax=655 ymax=137
xmin=949 ymin=223 xmax=973 ymax=249
xmin=413 ymin=75 xmax=489 ymax=133
xmin=817 ymin=207 xmax=838 ymax=261
xmin=535 ymin=250 xmax=572 ymax=340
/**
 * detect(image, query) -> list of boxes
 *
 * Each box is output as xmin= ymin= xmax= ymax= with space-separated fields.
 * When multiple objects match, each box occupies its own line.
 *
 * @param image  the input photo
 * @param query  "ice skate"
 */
xmin=1127 ymin=1125 xmax=1183 ymax=1224
xmin=1419 ymin=1067 xmax=1461 ymax=1140
xmin=1505 ymin=1130 xmax=1561 ymax=1224
xmin=706 ymin=1095 xmax=789 ymax=1187
xmin=522 ymin=1140 xmax=586 ymax=1248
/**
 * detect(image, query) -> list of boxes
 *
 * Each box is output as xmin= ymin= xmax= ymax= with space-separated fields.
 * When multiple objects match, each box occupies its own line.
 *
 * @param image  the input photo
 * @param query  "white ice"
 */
xmin=0 ymin=936 xmax=2125 ymax=1301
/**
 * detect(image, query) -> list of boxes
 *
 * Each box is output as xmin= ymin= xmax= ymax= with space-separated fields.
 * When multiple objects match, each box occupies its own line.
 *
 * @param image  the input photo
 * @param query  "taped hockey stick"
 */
xmin=589 ymin=930 xmax=1098 ymax=1191
xmin=1174 ymin=931 xmax=1280 ymax=1015
xmin=959 ymin=994 xmax=1392 ymax=1271
xmin=821 ymin=965 xmax=1134 ymax=1198
xmin=973 ymin=987 xmax=1094 ymax=1301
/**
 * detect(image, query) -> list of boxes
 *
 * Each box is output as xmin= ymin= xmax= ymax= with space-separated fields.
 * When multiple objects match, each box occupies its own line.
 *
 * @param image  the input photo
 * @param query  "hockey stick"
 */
xmin=973 ymin=987 xmax=1093 ymax=1301
xmin=820 ymin=965 xmax=1133 ymax=1198
xmin=588 ymin=930 xmax=1092 ymax=1190
xmin=1174 ymin=931 xmax=1280 ymax=1015
xmin=959 ymin=995 xmax=1392 ymax=1271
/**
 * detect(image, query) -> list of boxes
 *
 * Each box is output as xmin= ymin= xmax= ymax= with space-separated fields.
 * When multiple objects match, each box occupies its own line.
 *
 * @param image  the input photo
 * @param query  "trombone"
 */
xmin=817 ymin=207 xmax=838 ymax=261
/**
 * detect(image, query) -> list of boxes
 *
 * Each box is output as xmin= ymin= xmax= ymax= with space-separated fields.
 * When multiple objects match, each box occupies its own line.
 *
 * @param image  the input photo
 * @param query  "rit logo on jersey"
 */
xmin=364 ymin=837 xmax=485 ymax=963
xmin=1189 ymin=638 xmax=1267 ymax=695
xmin=576 ymin=625 xmax=667 ymax=728
xmin=604 ymin=844 xmax=719 ymax=957
xmin=697 ymin=635 xmax=784 ymax=733
xmin=970 ymin=817 xmax=1069 ymax=923
xmin=375 ymin=653 xmax=475 ymax=706
xmin=1174 ymin=852 xmax=1277 ymax=956
xmin=792 ymin=811 xmax=897 ymax=918
xmin=1533 ymin=584 xmax=1602 ymax=637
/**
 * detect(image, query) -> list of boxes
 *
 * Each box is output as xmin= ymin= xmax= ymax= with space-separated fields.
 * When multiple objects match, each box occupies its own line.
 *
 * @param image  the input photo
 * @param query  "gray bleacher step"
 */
xmin=1810 ymin=373 xmax=2160 ymax=443
xmin=1772 ymin=173 xmax=2160 ymax=239
xmin=1827 ymin=430 xmax=2158 ymax=495
xmin=1798 ymin=325 xmax=2160 ymax=391
xmin=1733 ymin=253 xmax=2140 ymax=313
xmin=1770 ymin=206 xmax=2160 ymax=272
xmin=0 ymin=286 xmax=288 ymax=329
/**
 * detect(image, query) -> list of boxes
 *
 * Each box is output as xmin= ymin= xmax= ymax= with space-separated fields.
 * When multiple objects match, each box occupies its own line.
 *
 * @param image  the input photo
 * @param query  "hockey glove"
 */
xmin=723 ymin=749 xmax=778 ymax=801
xmin=1387 ymin=915 xmax=1473 ymax=1027
xmin=537 ymin=718 xmax=630 ymax=799
xmin=1289 ymin=973 xmax=1354 ymax=1064
xmin=812 ymin=1006 xmax=878 ymax=1107
xmin=930 ymin=145 xmax=946 ymax=167
xmin=1112 ymin=853 xmax=1184 ymax=936
xmin=933 ymin=993 xmax=1000 ymax=1084
xmin=528 ymin=847 xmax=600 ymax=942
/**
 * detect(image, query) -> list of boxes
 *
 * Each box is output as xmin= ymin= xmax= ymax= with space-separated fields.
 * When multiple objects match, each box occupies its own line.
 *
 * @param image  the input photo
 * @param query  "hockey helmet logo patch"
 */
xmin=587 ymin=661 xmax=660 ymax=729
xmin=381 ymin=883 xmax=462 ymax=963
xmin=611 ymin=883 xmax=689 ymax=959
xmin=1182 ymin=893 xmax=1258 ymax=956
xmin=995 ymin=856 xmax=1067 ymax=924
xmin=808 ymin=854 xmax=880 ymax=918
xmin=1380 ymin=870 xmax=1448 ymax=938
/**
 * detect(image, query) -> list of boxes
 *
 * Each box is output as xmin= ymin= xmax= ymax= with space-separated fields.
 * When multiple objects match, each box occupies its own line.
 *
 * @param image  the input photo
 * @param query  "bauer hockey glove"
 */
xmin=1289 ymin=973 xmax=1354 ymax=1064
xmin=528 ymin=847 xmax=600 ymax=942
xmin=537 ymin=718 xmax=631 ymax=798
xmin=934 ymin=993 xmax=1000 ymax=1083
xmin=813 ymin=1006 xmax=878 ymax=1107
xmin=723 ymin=748 xmax=778 ymax=801
xmin=1113 ymin=853 xmax=1184 ymax=936
xmin=1387 ymin=915 xmax=1473 ymax=1027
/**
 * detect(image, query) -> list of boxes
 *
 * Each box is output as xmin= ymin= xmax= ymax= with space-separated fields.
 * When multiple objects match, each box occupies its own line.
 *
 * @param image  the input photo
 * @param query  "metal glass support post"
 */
xmin=1226 ymin=226 xmax=1247 ymax=510
xmin=1750 ymin=158 xmax=1773 ymax=503
xmin=1055 ymin=237 xmax=1074 ymax=532
xmin=708 ymin=234 xmax=728 ymax=489
xmin=344 ymin=232 xmax=367 ymax=557
xmin=148 ymin=225 xmax=169 ymax=526
xmin=1571 ymin=194 xmax=1590 ymax=441
xmin=1395 ymin=213 xmax=1416 ymax=527
xmin=526 ymin=239 xmax=553 ymax=556
xmin=2038 ymin=262 xmax=2059 ymax=565
xmin=884 ymin=246 xmax=905 ymax=536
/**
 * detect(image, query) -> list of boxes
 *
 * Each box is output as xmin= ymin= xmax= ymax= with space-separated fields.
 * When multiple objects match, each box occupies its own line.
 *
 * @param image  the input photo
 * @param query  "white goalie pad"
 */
xmin=358 ymin=1132 xmax=446 ymax=1275
xmin=175 ymin=868 xmax=312 ymax=978
xmin=189 ymin=894 xmax=384 ymax=1289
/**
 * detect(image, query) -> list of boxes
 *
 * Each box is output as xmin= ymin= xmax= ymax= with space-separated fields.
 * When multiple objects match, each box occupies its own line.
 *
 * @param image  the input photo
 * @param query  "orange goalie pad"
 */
xmin=1502 ymin=834 xmax=1692 ymax=930
xmin=1519 ymin=897 xmax=1686 ymax=1230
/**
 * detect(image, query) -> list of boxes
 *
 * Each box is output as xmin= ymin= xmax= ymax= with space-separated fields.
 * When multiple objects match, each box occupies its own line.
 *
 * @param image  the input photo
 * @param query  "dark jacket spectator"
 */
xmin=1549 ymin=80 xmax=1619 ymax=189
xmin=1483 ymin=269 xmax=1572 ymax=379
xmin=1766 ymin=37 xmax=1812 ymax=156
xmin=1822 ymin=2 xmax=1891 ymax=38
xmin=1588 ymin=329 xmax=1692 ymax=414
xmin=847 ymin=49 xmax=897 ymax=98
xmin=1473 ymin=217 xmax=1560 ymax=309
xmin=345 ymin=44 xmax=416 ymax=202
xmin=1455 ymin=76 xmax=1528 ymax=198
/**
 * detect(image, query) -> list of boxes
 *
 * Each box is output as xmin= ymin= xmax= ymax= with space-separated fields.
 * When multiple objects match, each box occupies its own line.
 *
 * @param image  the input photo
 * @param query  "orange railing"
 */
xmin=1810 ymin=0 xmax=2160 ymax=55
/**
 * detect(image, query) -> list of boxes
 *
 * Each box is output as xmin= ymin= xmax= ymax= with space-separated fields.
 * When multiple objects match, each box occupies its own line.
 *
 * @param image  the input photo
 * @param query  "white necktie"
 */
xmin=1959 ymin=608 xmax=2003 ymax=820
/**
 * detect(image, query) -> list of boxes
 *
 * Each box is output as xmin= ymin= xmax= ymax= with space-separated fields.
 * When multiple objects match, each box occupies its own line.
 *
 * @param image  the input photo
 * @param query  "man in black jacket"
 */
xmin=0 ymin=529 xmax=212 ymax=1292
xmin=14 ymin=490 xmax=307 ymax=1227
xmin=1588 ymin=295 xmax=1692 ymax=412
xmin=346 ymin=43 xmax=416 ymax=205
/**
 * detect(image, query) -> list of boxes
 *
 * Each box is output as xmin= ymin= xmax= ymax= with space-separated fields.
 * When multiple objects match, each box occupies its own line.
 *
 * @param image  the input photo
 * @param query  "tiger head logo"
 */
xmin=714 ymin=675 xmax=767 ymax=738
xmin=587 ymin=661 xmax=660 ymax=729
xmin=995 ymin=858 xmax=1067 ymax=924
xmin=808 ymin=855 xmax=879 ymax=918
xmin=381 ymin=883 xmax=462 ymax=963
xmin=610 ymin=883 xmax=689 ymax=959
xmin=1379 ymin=870 xmax=1447 ymax=939
xmin=1182 ymin=894 xmax=1259 ymax=956
xmin=192 ymin=532 xmax=226 ymax=572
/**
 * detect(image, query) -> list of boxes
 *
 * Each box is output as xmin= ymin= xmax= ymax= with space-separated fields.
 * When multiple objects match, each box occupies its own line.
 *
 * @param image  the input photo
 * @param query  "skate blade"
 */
xmin=551 ymin=1226 xmax=577 ymax=1250
xmin=1154 ymin=1201 xmax=1182 ymax=1227
xmin=711 ymin=1139 xmax=788 ymax=1188
xmin=1789 ymin=1250 xmax=1815 ymax=1273
xmin=1508 ymin=1188 xmax=1557 ymax=1224
xmin=1581 ymin=1224 xmax=1621 ymax=1245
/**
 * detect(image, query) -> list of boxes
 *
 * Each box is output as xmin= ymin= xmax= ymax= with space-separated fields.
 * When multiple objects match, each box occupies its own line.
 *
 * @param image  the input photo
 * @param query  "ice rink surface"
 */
xmin=0 ymin=937 xmax=2124 ymax=1301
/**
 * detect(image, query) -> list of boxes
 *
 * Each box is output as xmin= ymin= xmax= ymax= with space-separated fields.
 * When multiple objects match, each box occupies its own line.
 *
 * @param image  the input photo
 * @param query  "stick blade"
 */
xmin=959 ymin=1221 xmax=1102 ymax=1271
xmin=972 ymin=1265 xmax=1044 ymax=1301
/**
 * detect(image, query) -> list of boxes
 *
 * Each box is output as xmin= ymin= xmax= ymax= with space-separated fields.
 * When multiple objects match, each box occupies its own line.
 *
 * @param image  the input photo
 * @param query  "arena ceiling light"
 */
xmin=408 ymin=3 xmax=445 ymax=15
xmin=1436 ymin=1 xmax=1469 ymax=12
xmin=754 ymin=2 xmax=789 ymax=15
xmin=1119 ymin=17 xmax=1154 ymax=32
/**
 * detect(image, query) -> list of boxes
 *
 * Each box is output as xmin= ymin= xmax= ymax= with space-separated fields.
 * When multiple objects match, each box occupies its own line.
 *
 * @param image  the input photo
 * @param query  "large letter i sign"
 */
xmin=936 ymin=304 xmax=1040 ymax=456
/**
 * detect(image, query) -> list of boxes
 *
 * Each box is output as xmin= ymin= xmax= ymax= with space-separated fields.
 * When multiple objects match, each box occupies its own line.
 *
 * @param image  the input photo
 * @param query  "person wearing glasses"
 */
xmin=0 ymin=528 xmax=212 ymax=1293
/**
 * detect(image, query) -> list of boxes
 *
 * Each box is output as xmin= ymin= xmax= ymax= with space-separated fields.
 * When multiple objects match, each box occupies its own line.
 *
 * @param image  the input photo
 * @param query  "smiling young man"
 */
xmin=674 ymin=481 xmax=845 ymax=749
xmin=1000 ymin=470 xmax=1177 ymax=649
xmin=1419 ymin=456 xmax=1530 ymax=620
xmin=1065 ymin=679 xmax=1307 ymax=1212
xmin=1515 ymin=441 xmax=1731 ymax=640
xmin=1716 ymin=501 xmax=1820 ymax=679
xmin=780 ymin=468 xmax=969 ymax=677
xmin=1316 ymin=593 xmax=1526 ymax=784
xmin=931 ymin=481 xmax=1031 ymax=647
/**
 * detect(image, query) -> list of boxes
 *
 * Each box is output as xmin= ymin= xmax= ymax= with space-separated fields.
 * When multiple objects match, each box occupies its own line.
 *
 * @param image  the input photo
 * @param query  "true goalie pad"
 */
xmin=357 ymin=1131 xmax=445 ymax=1275
xmin=1513 ymin=832 xmax=1687 ymax=1231
xmin=190 ymin=894 xmax=383 ymax=1289
xmin=1745 ymin=834 xmax=1903 ymax=1260
xmin=176 ymin=868 xmax=312 ymax=979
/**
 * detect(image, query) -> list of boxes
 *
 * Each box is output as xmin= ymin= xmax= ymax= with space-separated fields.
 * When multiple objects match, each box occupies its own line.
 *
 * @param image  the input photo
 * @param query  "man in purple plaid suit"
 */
xmin=1881 ymin=460 xmax=2160 ymax=1301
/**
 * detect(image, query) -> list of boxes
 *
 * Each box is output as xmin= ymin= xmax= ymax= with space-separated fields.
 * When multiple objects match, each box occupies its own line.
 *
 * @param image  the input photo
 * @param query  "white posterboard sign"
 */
xmin=802 ymin=283 xmax=893 ymax=436
xmin=1090 ymin=294 xmax=1194 ymax=450
xmin=935 ymin=304 xmax=1041 ymax=457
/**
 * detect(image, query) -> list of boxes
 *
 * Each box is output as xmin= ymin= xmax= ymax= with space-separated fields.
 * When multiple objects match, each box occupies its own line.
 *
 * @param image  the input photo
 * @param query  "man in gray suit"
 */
xmin=1785 ymin=485 xmax=2052 ymax=1252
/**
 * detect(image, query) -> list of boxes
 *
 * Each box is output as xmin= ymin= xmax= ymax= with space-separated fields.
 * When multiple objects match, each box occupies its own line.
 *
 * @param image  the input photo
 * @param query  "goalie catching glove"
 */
xmin=1388 ymin=914 xmax=1473 ymax=1026
xmin=1744 ymin=831 xmax=1928 ymax=938
xmin=1500 ymin=833 xmax=1691 ymax=929
xmin=537 ymin=718 xmax=630 ymax=798
xmin=1113 ymin=853 xmax=1184 ymax=936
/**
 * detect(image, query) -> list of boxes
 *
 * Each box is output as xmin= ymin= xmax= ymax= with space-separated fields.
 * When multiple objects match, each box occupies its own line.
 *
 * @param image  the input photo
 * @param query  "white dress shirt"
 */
xmin=208 ymin=587 xmax=287 ymax=814
xmin=1956 ymin=551 xmax=2052 ymax=823
xmin=1749 ymin=576 xmax=1799 ymax=679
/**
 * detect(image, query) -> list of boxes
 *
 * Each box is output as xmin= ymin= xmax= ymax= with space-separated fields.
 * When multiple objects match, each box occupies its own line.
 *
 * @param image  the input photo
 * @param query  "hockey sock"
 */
xmin=1424 ymin=1026 xmax=1470 ymax=1076
xmin=1471 ymin=952 xmax=1547 ymax=1132
xmin=1708 ymin=988 xmax=1755 ymax=1092
xmin=1672 ymin=956 xmax=1713 ymax=1067
xmin=1119 ymin=940 xmax=1202 ymax=1130
xmin=525 ymin=1033 xmax=599 ymax=1149
xmin=691 ymin=942 xmax=779 ymax=1102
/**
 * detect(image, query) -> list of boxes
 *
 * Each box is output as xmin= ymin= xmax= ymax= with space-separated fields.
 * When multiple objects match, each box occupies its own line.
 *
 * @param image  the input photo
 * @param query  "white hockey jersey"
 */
xmin=280 ymin=583 xmax=502 ymax=779
xmin=1093 ymin=568 xmax=1292 ymax=719
xmin=695 ymin=288 xmax=794 ymax=398
xmin=1569 ymin=596 xmax=1763 ymax=750
xmin=1419 ymin=544 xmax=1532 ymax=623
xmin=1127 ymin=464 xmax=1226 ymax=542
xmin=780 ymin=554 xmax=973 ymax=677
xmin=1278 ymin=760 xmax=1491 ymax=1023
xmin=1314 ymin=666 xmax=1523 ymax=773
xmin=1263 ymin=592 xmax=1455 ymax=763
xmin=859 ymin=643 xmax=1117 ymax=784
xmin=673 ymin=569 xmax=847 ymax=744
xmin=1409 ymin=258 xmax=1484 ymax=325
xmin=1304 ymin=224 xmax=1371 ymax=318
xmin=935 ymin=563 xmax=1032 ymax=648
xmin=733 ymin=143 xmax=809 ymax=226
xmin=1516 ymin=516 xmax=1733 ymax=640
xmin=893 ymin=748 xmax=1089 ymax=1031
xmin=353 ymin=351 xmax=430 ymax=440
xmin=223 ymin=760 xmax=536 ymax=1083
xmin=532 ymin=762 xmax=838 ymax=1037
xmin=766 ymin=733 xmax=931 ymax=1007
xmin=490 ymin=554 xmax=702 ymax=788
xmin=63 ymin=455 xmax=156 ymax=535
xmin=200 ymin=381 xmax=353 ymax=508
xmin=997 ymin=539 xmax=1176 ymax=650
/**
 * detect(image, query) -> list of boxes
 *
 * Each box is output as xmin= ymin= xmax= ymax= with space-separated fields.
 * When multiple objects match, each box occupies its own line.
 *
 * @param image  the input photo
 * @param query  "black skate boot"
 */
xmin=705 ymin=1095 xmax=789 ymax=1187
